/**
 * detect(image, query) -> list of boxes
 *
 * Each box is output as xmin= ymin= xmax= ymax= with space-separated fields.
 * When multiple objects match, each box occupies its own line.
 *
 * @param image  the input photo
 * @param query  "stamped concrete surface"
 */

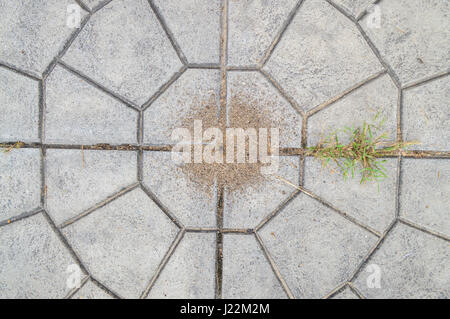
xmin=399 ymin=159 xmax=450 ymax=237
xmin=0 ymin=214 xmax=84 ymax=298
xmin=62 ymin=0 xmax=183 ymax=106
xmin=0 ymin=68 xmax=39 ymax=143
xmin=331 ymin=0 xmax=376 ymax=19
xmin=0 ymin=0 xmax=88 ymax=77
xmin=0 ymin=0 xmax=449 ymax=299
xmin=62 ymin=188 xmax=179 ymax=299
xmin=264 ymin=0 xmax=383 ymax=112
xmin=153 ymin=0 xmax=221 ymax=64
xmin=330 ymin=286 xmax=359 ymax=299
xmin=45 ymin=149 xmax=137 ymax=225
xmin=222 ymin=234 xmax=287 ymax=299
xmin=72 ymin=279 xmax=113 ymax=299
xmin=0 ymin=149 xmax=41 ymax=222
xmin=259 ymin=193 xmax=378 ymax=299
xmin=402 ymin=75 xmax=450 ymax=151
xmin=353 ymin=223 xmax=449 ymax=299
xmin=147 ymin=232 xmax=216 ymax=299
xmin=45 ymin=65 xmax=138 ymax=145
xmin=228 ymin=0 xmax=299 ymax=67
xmin=360 ymin=0 xmax=450 ymax=86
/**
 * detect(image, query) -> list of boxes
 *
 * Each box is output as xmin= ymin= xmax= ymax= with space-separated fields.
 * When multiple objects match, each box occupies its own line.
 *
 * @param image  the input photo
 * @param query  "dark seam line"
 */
xmin=147 ymin=0 xmax=188 ymax=65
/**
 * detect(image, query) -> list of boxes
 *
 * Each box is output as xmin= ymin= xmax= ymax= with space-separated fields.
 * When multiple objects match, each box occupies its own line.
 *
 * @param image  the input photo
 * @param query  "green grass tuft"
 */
xmin=307 ymin=118 xmax=416 ymax=184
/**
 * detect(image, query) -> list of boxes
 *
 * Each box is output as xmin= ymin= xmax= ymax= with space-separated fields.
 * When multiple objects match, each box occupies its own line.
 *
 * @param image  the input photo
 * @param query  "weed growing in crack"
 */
xmin=306 ymin=117 xmax=417 ymax=184
xmin=1 ymin=141 xmax=24 ymax=153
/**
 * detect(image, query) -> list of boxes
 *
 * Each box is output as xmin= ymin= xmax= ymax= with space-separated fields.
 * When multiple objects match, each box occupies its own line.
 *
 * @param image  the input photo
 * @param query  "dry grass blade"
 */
xmin=2 ymin=141 xmax=24 ymax=153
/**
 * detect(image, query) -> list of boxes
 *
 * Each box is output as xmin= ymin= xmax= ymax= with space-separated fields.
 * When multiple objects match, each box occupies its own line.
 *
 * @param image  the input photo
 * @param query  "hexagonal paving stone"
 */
xmin=0 ymin=67 xmax=39 ymax=143
xmin=143 ymin=151 xmax=217 ymax=228
xmin=0 ymin=0 xmax=88 ymax=76
xmin=259 ymin=193 xmax=378 ymax=298
xmin=224 ymin=156 xmax=300 ymax=229
xmin=63 ymin=188 xmax=179 ymax=298
xmin=153 ymin=0 xmax=221 ymax=64
xmin=331 ymin=0 xmax=375 ymax=18
xmin=331 ymin=287 xmax=359 ymax=299
xmin=0 ymin=214 xmax=83 ymax=298
xmin=148 ymin=233 xmax=216 ymax=299
xmin=307 ymin=74 xmax=397 ymax=147
xmin=403 ymin=76 xmax=449 ymax=151
xmin=228 ymin=0 xmax=299 ymax=66
xmin=227 ymin=71 xmax=302 ymax=148
xmin=62 ymin=0 xmax=183 ymax=106
xmin=72 ymin=280 xmax=112 ymax=299
xmin=360 ymin=0 xmax=450 ymax=86
xmin=264 ymin=0 xmax=382 ymax=112
xmin=222 ymin=234 xmax=287 ymax=299
xmin=304 ymin=157 xmax=398 ymax=234
xmin=354 ymin=223 xmax=450 ymax=298
xmin=399 ymin=159 xmax=449 ymax=237
xmin=45 ymin=65 xmax=138 ymax=145
xmin=0 ymin=148 xmax=41 ymax=222
xmin=144 ymin=69 xmax=221 ymax=145
xmin=46 ymin=149 xmax=137 ymax=226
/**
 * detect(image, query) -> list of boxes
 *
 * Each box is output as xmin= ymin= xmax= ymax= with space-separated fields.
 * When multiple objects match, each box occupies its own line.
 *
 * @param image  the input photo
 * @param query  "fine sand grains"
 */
xmin=180 ymin=92 xmax=278 ymax=192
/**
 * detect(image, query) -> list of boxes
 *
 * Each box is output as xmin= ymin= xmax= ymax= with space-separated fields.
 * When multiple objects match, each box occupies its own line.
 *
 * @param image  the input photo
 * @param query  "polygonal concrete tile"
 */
xmin=63 ymin=188 xmax=179 ymax=298
xmin=0 ymin=0 xmax=87 ymax=76
xmin=144 ymin=69 xmax=220 ymax=145
xmin=264 ymin=0 xmax=382 ymax=112
xmin=228 ymin=0 xmax=299 ymax=66
xmin=0 ymin=149 xmax=41 ymax=222
xmin=222 ymin=234 xmax=287 ymax=299
xmin=148 ymin=233 xmax=216 ymax=299
xmin=153 ymin=0 xmax=221 ymax=64
xmin=227 ymin=71 xmax=302 ymax=148
xmin=0 ymin=67 xmax=39 ymax=143
xmin=403 ymin=76 xmax=450 ymax=151
xmin=304 ymin=157 xmax=398 ymax=233
xmin=0 ymin=214 xmax=83 ymax=298
xmin=331 ymin=287 xmax=359 ymax=299
xmin=259 ymin=193 xmax=378 ymax=298
xmin=224 ymin=156 xmax=300 ymax=229
xmin=72 ymin=280 xmax=113 ymax=299
xmin=143 ymin=151 xmax=217 ymax=228
xmin=331 ymin=0 xmax=375 ymax=18
xmin=45 ymin=65 xmax=138 ymax=144
xmin=354 ymin=223 xmax=450 ymax=299
xmin=79 ymin=0 xmax=107 ymax=11
xmin=62 ymin=0 xmax=183 ymax=106
xmin=46 ymin=149 xmax=137 ymax=226
xmin=399 ymin=159 xmax=450 ymax=237
xmin=360 ymin=0 xmax=450 ymax=86
xmin=308 ymin=74 xmax=398 ymax=147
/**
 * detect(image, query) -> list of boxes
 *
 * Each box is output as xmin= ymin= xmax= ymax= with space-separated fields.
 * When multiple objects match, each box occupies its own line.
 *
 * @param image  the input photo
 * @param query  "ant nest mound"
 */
xmin=178 ymin=92 xmax=279 ymax=192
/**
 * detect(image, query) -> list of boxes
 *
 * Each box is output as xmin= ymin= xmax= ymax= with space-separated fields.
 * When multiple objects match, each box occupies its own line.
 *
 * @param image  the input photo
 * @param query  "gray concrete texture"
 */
xmin=0 ymin=0 xmax=449 ymax=299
